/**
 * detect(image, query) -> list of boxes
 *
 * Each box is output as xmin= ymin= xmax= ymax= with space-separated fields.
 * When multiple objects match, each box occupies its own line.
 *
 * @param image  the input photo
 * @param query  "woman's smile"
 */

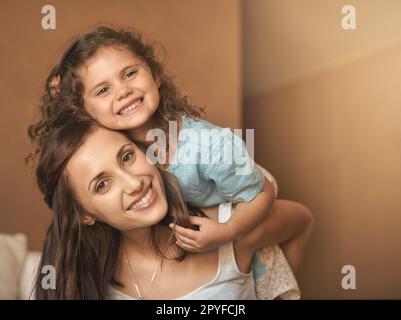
xmin=66 ymin=127 xmax=169 ymax=230
xmin=126 ymin=182 xmax=158 ymax=212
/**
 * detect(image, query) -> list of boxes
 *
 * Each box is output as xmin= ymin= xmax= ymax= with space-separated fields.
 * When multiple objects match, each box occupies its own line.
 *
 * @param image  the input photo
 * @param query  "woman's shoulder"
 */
xmin=218 ymin=203 xmax=255 ymax=272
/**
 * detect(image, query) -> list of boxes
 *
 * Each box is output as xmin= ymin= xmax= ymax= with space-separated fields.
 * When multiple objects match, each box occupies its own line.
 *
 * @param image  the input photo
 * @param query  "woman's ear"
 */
xmin=82 ymin=214 xmax=96 ymax=226
xmin=155 ymin=77 xmax=161 ymax=88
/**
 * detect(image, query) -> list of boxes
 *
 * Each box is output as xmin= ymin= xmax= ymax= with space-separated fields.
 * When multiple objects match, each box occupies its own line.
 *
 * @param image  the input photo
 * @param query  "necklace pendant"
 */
xmin=138 ymin=296 xmax=145 ymax=300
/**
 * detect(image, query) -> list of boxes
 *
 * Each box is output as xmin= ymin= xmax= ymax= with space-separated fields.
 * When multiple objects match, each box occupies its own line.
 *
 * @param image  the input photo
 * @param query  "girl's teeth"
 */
xmin=119 ymin=98 xmax=143 ymax=115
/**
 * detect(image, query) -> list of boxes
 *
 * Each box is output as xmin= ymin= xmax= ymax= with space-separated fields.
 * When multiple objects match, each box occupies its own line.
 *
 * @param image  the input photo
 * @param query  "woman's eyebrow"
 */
xmin=87 ymin=143 xmax=134 ymax=191
xmin=117 ymin=143 xmax=134 ymax=161
xmin=88 ymin=172 xmax=106 ymax=191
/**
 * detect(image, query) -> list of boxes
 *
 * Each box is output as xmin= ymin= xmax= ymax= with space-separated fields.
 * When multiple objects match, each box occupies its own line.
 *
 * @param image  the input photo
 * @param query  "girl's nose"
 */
xmin=116 ymin=83 xmax=132 ymax=101
xmin=122 ymin=174 xmax=144 ymax=195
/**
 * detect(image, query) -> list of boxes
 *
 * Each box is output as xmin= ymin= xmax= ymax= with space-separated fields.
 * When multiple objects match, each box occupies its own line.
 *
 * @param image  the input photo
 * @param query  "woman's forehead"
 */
xmin=66 ymin=128 xmax=132 ymax=175
xmin=86 ymin=127 xmax=131 ymax=150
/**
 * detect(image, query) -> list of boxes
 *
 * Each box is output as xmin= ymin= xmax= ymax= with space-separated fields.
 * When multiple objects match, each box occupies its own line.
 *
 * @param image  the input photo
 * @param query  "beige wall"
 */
xmin=244 ymin=0 xmax=401 ymax=298
xmin=243 ymin=0 xmax=401 ymax=96
xmin=0 ymin=0 xmax=241 ymax=250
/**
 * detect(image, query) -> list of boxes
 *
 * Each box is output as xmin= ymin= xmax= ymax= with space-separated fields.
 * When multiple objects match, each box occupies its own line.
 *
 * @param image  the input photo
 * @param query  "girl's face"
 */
xmin=78 ymin=46 xmax=160 ymax=135
xmin=66 ymin=127 xmax=168 ymax=231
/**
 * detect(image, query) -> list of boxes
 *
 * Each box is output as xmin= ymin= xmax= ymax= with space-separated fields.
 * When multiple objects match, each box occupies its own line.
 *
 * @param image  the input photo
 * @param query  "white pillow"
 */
xmin=0 ymin=233 xmax=28 ymax=299
xmin=19 ymin=251 xmax=42 ymax=300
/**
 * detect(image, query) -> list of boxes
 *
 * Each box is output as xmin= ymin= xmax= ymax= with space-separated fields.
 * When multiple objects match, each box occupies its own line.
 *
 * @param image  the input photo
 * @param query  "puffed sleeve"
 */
xmin=199 ymin=127 xmax=265 ymax=203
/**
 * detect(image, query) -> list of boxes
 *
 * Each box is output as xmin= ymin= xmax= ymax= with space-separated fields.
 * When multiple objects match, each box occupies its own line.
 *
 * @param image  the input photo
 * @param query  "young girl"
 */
xmin=28 ymin=26 xmax=313 ymax=296
xmin=33 ymin=115 xmax=304 ymax=299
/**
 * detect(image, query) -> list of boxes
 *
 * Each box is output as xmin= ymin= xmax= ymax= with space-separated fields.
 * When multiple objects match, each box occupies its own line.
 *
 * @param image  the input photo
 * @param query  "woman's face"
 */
xmin=66 ymin=127 xmax=168 ymax=230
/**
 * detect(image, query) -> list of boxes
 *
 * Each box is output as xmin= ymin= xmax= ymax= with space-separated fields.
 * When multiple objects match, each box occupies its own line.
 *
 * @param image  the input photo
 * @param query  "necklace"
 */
xmin=124 ymin=249 xmax=162 ymax=300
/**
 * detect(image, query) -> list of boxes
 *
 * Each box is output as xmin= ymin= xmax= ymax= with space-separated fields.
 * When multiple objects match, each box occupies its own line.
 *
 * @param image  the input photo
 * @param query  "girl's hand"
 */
xmin=169 ymin=217 xmax=233 ymax=253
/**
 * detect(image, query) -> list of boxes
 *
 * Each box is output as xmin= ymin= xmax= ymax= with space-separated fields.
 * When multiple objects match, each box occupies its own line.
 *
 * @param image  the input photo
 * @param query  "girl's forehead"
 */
xmin=78 ymin=46 xmax=145 ymax=84
xmin=93 ymin=45 xmax=141 ymax=64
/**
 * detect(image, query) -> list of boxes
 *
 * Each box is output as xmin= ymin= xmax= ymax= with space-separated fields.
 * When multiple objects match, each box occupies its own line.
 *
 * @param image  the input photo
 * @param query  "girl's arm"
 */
xmin=239 ymin=199 xmax=312 ymax=250
xmin=234 ymin=199 xmax=314 ymax=273
xmin=170 ymin=178 xmax=275 ymax=252
xmin=225 ymin=177 xmax=275 ymax=240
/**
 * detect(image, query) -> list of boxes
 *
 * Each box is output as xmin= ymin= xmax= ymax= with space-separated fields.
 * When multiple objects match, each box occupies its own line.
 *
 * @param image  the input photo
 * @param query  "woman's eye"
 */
xmin=124 ymin=70 xmax=137 ymax=80
xmin=96 ymin=87 xmax=109 ymax=96
xmin=122 ymin=152 xmax=134 ymax=166
xmin=95 ymin=180 xmax=110 ymax=193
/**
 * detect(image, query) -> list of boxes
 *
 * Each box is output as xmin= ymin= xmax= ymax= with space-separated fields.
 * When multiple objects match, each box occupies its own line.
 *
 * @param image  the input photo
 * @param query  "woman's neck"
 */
xmin=121 ymin=225 xmax=174 ymax=258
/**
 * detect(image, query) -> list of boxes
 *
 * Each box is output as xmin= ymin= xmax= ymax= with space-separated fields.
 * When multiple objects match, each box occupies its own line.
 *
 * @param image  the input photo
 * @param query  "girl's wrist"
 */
xmin=224 ymin=220 xmax=240 ymax=242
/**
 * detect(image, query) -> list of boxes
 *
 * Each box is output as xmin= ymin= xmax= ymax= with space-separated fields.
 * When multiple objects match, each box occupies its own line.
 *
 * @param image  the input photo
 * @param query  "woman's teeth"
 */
xmin=118 ymin=98 xmax=143 ymax=115
xmin=130 ymin=188 xmax=153 ymax=210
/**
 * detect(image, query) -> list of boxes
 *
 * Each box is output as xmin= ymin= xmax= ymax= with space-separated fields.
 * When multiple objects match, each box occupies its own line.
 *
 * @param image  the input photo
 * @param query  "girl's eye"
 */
xmin=124 ymin=70 xmax=137 ymax=80
xmin=95 ymin=180 xmax=110 ymax=193
xmin=122 ymin=151 xmax=135 ymax=166
xmin=96 ymin=87 xmax=109 ymax=96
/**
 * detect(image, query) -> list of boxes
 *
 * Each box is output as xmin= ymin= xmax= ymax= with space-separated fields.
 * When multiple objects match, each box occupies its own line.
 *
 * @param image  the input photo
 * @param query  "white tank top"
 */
xmin=108 ymin=202 xmax=257 ymax=300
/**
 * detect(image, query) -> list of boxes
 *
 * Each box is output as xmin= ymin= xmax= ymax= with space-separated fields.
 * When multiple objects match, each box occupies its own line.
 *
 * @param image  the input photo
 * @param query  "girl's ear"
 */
xmin=82 ymin=214 xmax=96 ymax=225
xmin=155 ymin=77 xmax=161 ymax=88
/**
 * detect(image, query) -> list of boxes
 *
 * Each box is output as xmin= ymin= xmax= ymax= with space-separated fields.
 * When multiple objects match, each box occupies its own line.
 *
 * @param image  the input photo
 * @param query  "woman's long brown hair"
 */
xmin=33 ymin=109 xmax=205 ymax=299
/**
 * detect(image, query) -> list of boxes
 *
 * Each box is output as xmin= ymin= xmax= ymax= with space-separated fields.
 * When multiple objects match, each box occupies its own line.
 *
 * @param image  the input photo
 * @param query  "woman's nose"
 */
xmin=122 ymin=174 xmax=144 ymax=195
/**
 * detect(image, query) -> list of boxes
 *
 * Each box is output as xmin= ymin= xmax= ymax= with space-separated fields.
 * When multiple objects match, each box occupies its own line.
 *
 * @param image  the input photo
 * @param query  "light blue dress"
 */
xmin=167 ymin=115 xmax=265 ymax=207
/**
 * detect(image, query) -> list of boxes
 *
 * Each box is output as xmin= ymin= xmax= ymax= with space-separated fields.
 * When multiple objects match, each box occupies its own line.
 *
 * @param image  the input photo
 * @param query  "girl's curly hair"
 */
xmin=27 ymin=26 xmax=204 ymax=161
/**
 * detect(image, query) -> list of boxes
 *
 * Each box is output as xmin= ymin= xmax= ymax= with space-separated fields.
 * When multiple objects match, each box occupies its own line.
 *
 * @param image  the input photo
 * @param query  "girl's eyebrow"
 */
xmin=89 ymin=64 xmax=140 ymax=95
xmin=120 ymin=64 xmax=140 ymax=74
xmin=87 ymin=143 xmax=134 ymax=191
xmin=90 ymin=81 xmax=108 ymax=95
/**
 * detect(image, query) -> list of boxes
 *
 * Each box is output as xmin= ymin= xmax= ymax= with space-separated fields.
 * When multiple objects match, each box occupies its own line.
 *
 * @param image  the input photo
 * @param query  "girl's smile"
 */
xmin=78 ymin=46 xmax=160 ymax=137
xmin=116 ymin=95 xmax=144 ymax=117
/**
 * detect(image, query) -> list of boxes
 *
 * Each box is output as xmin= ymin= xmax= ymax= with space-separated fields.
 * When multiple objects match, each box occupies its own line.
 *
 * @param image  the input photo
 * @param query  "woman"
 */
xmin=32 ymin=113 xmax=311 ymax=299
